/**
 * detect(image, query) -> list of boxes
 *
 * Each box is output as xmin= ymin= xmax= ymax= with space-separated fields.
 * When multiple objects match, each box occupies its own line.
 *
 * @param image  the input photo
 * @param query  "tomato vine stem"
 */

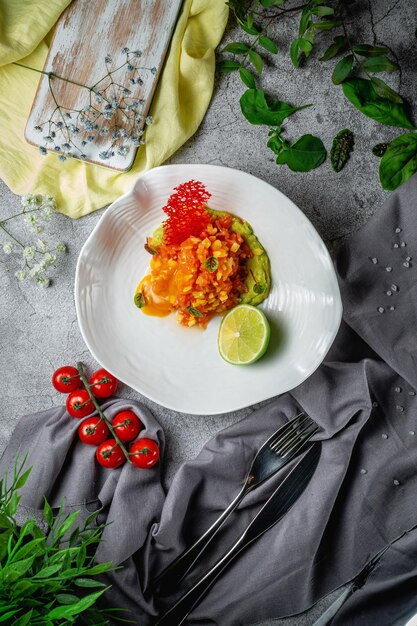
xmin=76 ymin=361 xmax=131 ymax=463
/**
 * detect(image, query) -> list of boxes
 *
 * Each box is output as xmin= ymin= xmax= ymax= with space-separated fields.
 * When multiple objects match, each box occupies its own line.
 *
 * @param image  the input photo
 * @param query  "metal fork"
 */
xmin=152 ymin=411 xmax=318 ymax=595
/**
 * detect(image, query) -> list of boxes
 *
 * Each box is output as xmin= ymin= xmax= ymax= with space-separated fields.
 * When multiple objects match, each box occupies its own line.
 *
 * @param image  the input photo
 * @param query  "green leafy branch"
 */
xmin=219 ymin=0 xmax=417 ymax=187
xmin=0 ymin=456 xmax=130 ymax=625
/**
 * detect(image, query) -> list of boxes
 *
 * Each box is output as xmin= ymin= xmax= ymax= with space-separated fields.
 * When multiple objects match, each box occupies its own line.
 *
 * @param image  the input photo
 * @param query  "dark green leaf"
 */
xmin=134 ymin=292 xmax=146 ymax=309
xmin=240 ymin=21 xmax=260 ymax=36
xmin=56 ymin=510 xmax=79 ymax=538
xmin=362 ymin=56 xmax=399 ymax=73
xmin=77 ymin=543 xmax=87 ymax=569
xmin=12 ymin=579 xmax=36 ymax=598
xmin=290 ymin=39 xmax=301 ymax=67
xmin=330 ymin=129 xmax=354 ymax=172
xmin=0 ymin=610 xmax=19 ymax=622
xmin=13 ymin=610 xmax=33 ymax=626
xmin=12 ymin=537 xmax=45 ymax=562
xmin=299 ymin=8 xmax=311 ymax=36
xmin=311 ymin=6 xmax=334 ymax=16
xmin=186 ymin=306 xmax=204 ymax=318
xmin=57 ymin=593 xmax=80 ymax=604
xmin=240 ymin=89 xmax=311 ymax=126
xmin=315 ymin=19 xmax=342 ymax=30
xmin=253 ymin=283 xmax=266 ymax=294
xmin=222 ymin=42 xmax=249 ymax=55
xmin=342 ymin=78 xmax=415 ymax=129
xmin=80 ymin=562 xmax=113 ymax=576
xmin=298 ymin=38 xmax=313 ymax=56
xmin=47 ymin=589 xmax=106 ymax=619
xmin=43 ymin=498 xmax=53 ymax=527
xmin=217 ymin=60 xmax=241 ymax=73
xmin=271 ymin=133 xmax=327 ymax=172
xmin=3 ymin=557 xmax=35 ymax=582
xmin=18 ymin=518 xmax=36 ymax=539
xmin=6 ymin=492 xmax=19 ymax=517
xmin=260 ymin=0 xmax=285 ymax=6
xmin=249 ymin=49 xmax=263 ymax=73
xmin=332 ymin=54 xmax=354 ymax=85
xmin=144 ymin=242 xmax=157 ymax=255
xmin=353 ymin=44 xmax=390 ymax=57
xmin=372 ymin=142 xmax=388 ymax=157
xmin=320 ymin=36 xmax=348 ymax=61
xmin=379 ymin=133 xmax=417 ymax=190
xmin=33 ymin=564 xmax=62 ymax=578
xmin=259 ymin=36 xmax=278 ymax=54
xmin=371 ymin=77 xmax=403 ymax=104
xmin=15 ymin=468 xmax=31 ymax=490
xmin=239 ymin=67 xmax=256 ymax=89
xmin=74 ymin=577 xmax=107 ymax=588
xmin=204 ymin=257 xmax=219 ymax=272
xmin=0 ymin=513 xmax=13 ymax=529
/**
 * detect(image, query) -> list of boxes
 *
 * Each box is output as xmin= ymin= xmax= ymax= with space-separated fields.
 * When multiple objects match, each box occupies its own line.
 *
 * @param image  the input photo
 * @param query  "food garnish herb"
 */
xmin=144 ymin=241 xmax=158 ymax=255
xmin=330 ymin=129 xmax=354 ymax=172
xmin=134 ymin=292 xmax=146 ymax=309
xmin=250 ymin=270 xmax=266 ymax=294
xmin=372 ymin=142 xmax=388 ymax=157
xmin=204 ymin=256 xmax=219 ymax=272
xmin=186 ymin=306 xmax=204 ymax=318
xmin=220 ymin=0 xmax=416 ymax=189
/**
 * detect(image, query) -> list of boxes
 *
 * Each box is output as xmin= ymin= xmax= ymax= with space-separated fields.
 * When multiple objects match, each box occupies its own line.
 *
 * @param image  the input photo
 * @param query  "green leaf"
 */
xmin=342 ymin=78 xmax=415 ymax=129
xmin=239 ymin=67 xmax=256 ymax=89
xmin=361 ymin=56 xmax=399 ymax=73
xmin=314 ymin=19 xmax=342 ymax=30
xmin=3 ymin=556 xmax=35 ymax=582
xmin=332 ymin=54 xmax=354 ymax=85
xmin=186 ymin=306 xmax=203 ymax=318
xmin=259 ymin=36 xmax=278 ymax=54
xmin=298 ymin=38 xmax=313 ymax=56
xmin=80 ymin=561 xmax=113 ymax=576
xmin=371 ymin=77 xmax=403 ymax=104
xmin=134 ymin=291 xmax=146 ymax=309
xmin=353 ymin=44 xmax=390 ymax=57
xmin=222 ymin=42 xmax=249 ymax=55
xmin=330 ymin=129 xmax=355 ymax=172
xmin=43 ymin=498 xmax=53 ymax=527
xmin=13 ymin=610 xmax=33 ymax=626
xmin=299 ymin=8 xmax=311 ymax=36
xmin=6 ymin=492 xmax=19 ymax=517
xmin=372 ymin=142 xmax=388 ymax=157
xmin=12 ymin=537 xmax=45 ymax=562
xmin=57 ymin=593 xmax=80 ymax=604
xmin=260 ymin=0 xmax=285 ymax=6
xmin=240 ymin=89 xmax=311 ymax=126
xmin=47 ymin=589 xmax=106 ymax=620
xmin=15 ymin=468 xmax=31 ymax=490
xmin=253 ymin=282 xmax=266 ymax=294
xmin=240 ymin=21 xmax=260 ymax=36
xmin=204 ymin=257 xmax=219 ymax=272
xmin=320 ymin=36 xmax=348 ymax=61
xmin=249 ymin=49 xmax=263 ymax=73
xmin=33 ymin=564 xmax=62 ymax=578
xmin=311 ymin=6 xmax=334 ymax=16
xmin=270 ymin=132 xmax=327 ymax=172
xmin=379 ymin=133 xmax=417 ymax=190
xmin=290 ymin=39 xmax=301 ymax=67
xmin=55 ymin=510 xmax=79 ymax=538
xmin=0 ymin=610 xmax=19 ymax=622
xmin=217 ymin=60 xmax=241 ymax=73
xmin=74 ymin=577 xmax=107 ymax=588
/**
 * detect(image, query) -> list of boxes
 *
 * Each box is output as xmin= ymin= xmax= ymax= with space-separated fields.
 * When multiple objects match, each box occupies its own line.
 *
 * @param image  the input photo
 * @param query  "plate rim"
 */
xmin=74 ymin=163 xmax=343 ymax=415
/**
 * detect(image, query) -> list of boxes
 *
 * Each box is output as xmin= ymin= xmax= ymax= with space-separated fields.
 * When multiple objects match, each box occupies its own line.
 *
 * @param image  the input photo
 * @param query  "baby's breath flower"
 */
xmin=30 ymin=263 xmax=43 ymax=277
xmin=23 ymin=246 xmax=36 ymax=260
xmin=105 ymin=53 xmax=112 ymax=64
xmin=122 ymin=47 xmax=130 ymax=54
xmin=24 ymin=213 xmax=37 ymax=226
xmin=151 ymin=67 xmax=157 ymax=75
xmin=43 ymin=194 xmax=56 ymax=209
xmin=56 ymin=242 xmax=67 ymax=253
xmin=58 ymin=155 xmax=67 ymax=162
xmin=36 ymin=239 xmax=48 ymax=252
xmin=42 ymin=252 xmax=56 ymax=268
xmin=145 ymin=116 xmax=153 ymax=125
xmin=117 ymin=145 xmax=130 ymax=156
xmin=39 ymin=146 xmax=47 ymax=156
xmin=36 ymin=276 xmax=51 ymax=288
xmin=31 ymin=224 xmax=43 ymax=234
xmin=3 ymin=241 xmax=13 ymax=254
xmin=15 ymin=269 xmax=26 ymax=281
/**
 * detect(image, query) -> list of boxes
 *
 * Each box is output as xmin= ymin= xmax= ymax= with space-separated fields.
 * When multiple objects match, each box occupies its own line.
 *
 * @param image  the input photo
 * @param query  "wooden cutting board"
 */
xmin=25 ymin=0 xmax=182 ymax=171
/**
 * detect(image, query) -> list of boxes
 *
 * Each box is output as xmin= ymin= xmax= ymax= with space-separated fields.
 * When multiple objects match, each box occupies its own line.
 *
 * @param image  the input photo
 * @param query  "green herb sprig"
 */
xmin=219 ymin=0 xmax=417 ymax=189
xmin=0 ymin=456 xmax=129 ymax=625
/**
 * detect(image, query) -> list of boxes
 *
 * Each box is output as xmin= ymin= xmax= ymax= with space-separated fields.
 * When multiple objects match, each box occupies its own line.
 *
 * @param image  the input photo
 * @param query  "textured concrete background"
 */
xmin=0 ymin=1 xmax=415 ymax=623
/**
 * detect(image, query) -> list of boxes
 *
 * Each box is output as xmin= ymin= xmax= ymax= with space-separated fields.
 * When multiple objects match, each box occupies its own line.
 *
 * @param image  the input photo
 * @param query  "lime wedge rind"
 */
xmin=218 ymin=304 xmax=270 ymax=365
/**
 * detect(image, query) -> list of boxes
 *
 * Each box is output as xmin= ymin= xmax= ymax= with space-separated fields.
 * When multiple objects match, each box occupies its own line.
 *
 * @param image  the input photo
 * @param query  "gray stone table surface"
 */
xmin=0 ymin=1 xmax=415 ymax=624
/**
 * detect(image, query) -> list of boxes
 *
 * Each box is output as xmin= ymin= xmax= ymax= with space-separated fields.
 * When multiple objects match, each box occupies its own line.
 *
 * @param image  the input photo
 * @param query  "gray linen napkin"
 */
xmin=1 ymin=174 xmax=417 ymax=625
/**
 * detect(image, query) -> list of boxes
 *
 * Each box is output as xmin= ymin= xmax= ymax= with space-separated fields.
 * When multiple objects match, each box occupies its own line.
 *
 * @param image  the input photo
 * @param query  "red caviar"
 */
xmin=162 ymin=180 xmax=211 ymax=245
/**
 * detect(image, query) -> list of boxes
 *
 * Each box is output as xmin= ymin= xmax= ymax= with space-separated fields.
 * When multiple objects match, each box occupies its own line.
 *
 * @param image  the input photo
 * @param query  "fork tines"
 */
xmin=270 ymin=413 xmax=318 ymax=458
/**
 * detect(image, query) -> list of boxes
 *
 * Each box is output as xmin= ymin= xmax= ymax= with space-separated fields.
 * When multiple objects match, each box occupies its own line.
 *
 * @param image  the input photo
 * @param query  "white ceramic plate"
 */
xmin=75 ymin=165 xmax=342 ymax=415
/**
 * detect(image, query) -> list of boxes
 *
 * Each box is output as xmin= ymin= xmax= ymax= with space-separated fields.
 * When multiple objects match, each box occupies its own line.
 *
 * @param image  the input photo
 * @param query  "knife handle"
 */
xmin=152 ymin=484 xmax=248 ymax=595
xmin=155 ymin=535 xmax=247 ymax=626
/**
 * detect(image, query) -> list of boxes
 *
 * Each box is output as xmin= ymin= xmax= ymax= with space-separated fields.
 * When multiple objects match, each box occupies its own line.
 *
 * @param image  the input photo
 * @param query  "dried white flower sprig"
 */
xmin=15 ymin=48 xmax=155 ymax=163
xmin=1 ymin=194 xmax=67 ymax=287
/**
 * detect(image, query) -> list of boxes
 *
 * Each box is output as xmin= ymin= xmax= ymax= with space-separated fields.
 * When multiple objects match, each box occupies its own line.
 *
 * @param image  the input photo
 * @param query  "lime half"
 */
xmin=218 ymin=304 xmax=270 ymax=365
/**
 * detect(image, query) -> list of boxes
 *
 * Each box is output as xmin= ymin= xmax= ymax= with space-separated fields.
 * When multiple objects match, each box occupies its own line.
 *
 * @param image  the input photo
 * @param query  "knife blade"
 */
xmin=156 ymin=442 xmax=321 ymax=626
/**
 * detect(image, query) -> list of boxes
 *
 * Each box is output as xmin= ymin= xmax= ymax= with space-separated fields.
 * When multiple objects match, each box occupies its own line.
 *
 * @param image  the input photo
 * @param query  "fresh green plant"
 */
xmin=219 ymin=0 xmax=416 ymax=189
xmin=0 ymin=194 xmax=67 ymax=287
xmin=330 ymin=129 xmax=354 ymax=172
xmin=0 ymin=456 xmax=128 ymax=625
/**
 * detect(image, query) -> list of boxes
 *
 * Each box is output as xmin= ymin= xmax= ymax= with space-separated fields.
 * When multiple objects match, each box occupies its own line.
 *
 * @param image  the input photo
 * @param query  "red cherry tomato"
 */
xmin=129 ymin=438 xmax=160 ymax=469
xmin=89 ymin=368 xmax=118 ymax=398
xmin=112 ymin=411 xmax=142 ymax=442
xmin=78 ymin=417 xmax=109 ymax=446
xmin=66 ymin=389 xmax=95 ymax=419
xmin=52 ymin=366 xmax=82 ymax=393
xmin=96 ymin=439 xmax=126 ymax=469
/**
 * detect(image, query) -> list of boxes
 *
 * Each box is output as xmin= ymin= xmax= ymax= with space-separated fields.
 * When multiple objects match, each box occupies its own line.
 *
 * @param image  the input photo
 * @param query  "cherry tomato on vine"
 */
xmin=96 ymin=439 xmax=126 ymax=469
xmin=66 ymin=389 xmax=95 ymax=419
xmin=52 ymin=366 xmax=82 ymax=393
xmin=129 ymin=438 xmax=160 ymax=469
xmin=112 ymin=411 xmax=142 ymax=442
xmin=78 ymin=417 xmax=109 ymax=446
xmin=89 ymin=369 xmax=118 ymax=398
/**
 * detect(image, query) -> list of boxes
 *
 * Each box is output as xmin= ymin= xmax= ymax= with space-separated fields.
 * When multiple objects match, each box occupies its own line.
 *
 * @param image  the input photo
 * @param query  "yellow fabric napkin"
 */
xmin=0 ymin=0 xmax=228 ymax=217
